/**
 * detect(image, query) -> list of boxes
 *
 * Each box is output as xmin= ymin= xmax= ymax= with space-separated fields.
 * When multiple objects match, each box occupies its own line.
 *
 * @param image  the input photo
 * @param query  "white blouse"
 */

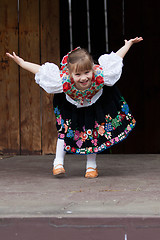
xmin=35 ymin=52 xmax=123 ymax=108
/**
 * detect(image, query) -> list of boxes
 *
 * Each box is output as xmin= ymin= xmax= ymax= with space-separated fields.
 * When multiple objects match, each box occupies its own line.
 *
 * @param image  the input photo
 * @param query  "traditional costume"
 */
xmin=35 ymin=50 xmax=136 ymax=155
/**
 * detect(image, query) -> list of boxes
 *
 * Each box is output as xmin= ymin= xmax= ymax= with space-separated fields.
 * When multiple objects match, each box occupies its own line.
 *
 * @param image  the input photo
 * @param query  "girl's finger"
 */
xmin=6 ymin=53 xmax=13 ymax=58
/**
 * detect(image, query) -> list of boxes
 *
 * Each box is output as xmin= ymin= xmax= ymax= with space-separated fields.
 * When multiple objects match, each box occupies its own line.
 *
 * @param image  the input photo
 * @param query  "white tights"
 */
xmin=53 ymin=138 xmax=66 ymax=169
xmin=53 ymin=139 xmax=97 ymax=172
xmin=86 ymin=153 xmax=97 ymax=172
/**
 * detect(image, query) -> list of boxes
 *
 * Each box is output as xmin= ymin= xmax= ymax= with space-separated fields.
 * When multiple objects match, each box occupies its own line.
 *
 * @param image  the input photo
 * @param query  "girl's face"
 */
xmin=72 ymin=69 xmax=93 ymax=90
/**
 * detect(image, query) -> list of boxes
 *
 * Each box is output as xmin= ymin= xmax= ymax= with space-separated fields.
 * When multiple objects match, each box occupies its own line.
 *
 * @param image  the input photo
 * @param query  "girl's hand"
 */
xmin=6 ymin=52 xmax=24 ymax=67
xmin=124 ymin=37 xmax=143 ymax=46
xmin=6 ymin=52 xmax=40 ymax=74
xmin=116 ymin=37 xmax=143 ymax=58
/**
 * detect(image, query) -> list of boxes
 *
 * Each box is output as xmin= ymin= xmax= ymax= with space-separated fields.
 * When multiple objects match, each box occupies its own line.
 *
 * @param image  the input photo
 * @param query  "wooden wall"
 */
xmin=0 ymin=0 xmax=160 ymax=154
xmin=0 ymin=0 xmax=59 ymax=154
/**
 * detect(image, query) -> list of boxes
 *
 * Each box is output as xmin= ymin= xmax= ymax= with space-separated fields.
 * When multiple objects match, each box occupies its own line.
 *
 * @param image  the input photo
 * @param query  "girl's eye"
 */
xmin=85 ymin=71 xmax=90 ymax=74
xmin=75 ymin=73 xmax=80 ymax=76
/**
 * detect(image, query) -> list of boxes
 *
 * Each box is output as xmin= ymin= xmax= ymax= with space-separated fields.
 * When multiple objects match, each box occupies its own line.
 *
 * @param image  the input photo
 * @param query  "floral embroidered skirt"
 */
xmin=53 ymin=86 xmax=136 ymax=154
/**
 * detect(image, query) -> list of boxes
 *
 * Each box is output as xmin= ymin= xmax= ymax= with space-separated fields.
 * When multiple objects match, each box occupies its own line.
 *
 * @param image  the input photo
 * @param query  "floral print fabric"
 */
xmin=54 ymin=95 xmax=136 ymax=154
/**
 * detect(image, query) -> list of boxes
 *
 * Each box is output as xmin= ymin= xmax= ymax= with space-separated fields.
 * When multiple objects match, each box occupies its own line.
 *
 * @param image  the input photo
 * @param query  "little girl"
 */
xmin=6 ymin=37 xmax=143 ymax=178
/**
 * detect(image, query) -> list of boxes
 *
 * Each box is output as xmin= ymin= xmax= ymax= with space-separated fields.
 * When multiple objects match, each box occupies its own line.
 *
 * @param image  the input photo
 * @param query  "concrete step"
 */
xmin=0 ymin=154 xmax=160 ymax=239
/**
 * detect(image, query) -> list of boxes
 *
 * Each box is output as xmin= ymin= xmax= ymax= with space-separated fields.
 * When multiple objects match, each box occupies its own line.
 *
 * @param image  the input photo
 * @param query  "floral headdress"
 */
xmin=60 ymin=47 xmax=81 ymax=70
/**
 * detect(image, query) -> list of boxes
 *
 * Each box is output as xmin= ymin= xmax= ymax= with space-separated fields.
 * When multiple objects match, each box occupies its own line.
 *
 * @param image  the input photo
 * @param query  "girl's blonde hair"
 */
xmin=67 ymin=48 xmax=94 ymax=73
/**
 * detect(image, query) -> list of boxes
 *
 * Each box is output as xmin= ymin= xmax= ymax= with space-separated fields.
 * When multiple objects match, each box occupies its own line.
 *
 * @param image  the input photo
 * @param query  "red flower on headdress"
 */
xmin=61 ymin=55 xmax=68 ymax=66
xmin=60 ymin=47 xmax=81 ymax=67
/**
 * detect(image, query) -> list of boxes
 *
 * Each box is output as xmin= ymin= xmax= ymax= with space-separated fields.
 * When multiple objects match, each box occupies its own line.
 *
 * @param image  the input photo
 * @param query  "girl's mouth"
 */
xmin=80 ymin=80 xmax=88 ymax=85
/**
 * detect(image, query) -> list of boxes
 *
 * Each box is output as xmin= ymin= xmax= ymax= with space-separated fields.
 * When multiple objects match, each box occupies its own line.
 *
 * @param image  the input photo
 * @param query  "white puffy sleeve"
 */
xmin=35 ymin=62 xmax=63 ymax=94
xmin=98 ymin=52 xmax=123 ymax=86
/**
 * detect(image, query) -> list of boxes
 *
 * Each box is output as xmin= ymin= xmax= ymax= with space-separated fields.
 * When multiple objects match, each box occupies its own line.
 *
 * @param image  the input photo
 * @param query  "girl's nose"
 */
xmin=81 ymin=74 xmax=87 ymax=80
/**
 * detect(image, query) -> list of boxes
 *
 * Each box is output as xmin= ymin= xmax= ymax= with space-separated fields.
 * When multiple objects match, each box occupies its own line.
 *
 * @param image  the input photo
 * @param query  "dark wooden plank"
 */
xmin=19 ymin=0 xmax=41 ymax=154
xmin=40 ymin=0 xmax=60 ymax=154
xmin=107 ymin=0 xmax=124 ymax=52
xmin=0 ymin=0 xmax=20 ymax=154
xmin=141 ymin=1 xmax=160 ymax=37
xmin=60 ymin=0 xmax=70 ymax=59
xmin=107 ymin=0 xmax=126 ymax=154
xmin=89 ymin=0 xmax=106 ymax=60
xmin=119 ymin=0 xmax=145 ymax=153
xmin=124 ymin=1 xmax=143 ymax=38
xmin=71 ymin=0 xmax=88 ymax=49
xmin=107 ymin=0 xmax=146 ymax=153
xmin=142 ymin=0 xmax=160 ymax=153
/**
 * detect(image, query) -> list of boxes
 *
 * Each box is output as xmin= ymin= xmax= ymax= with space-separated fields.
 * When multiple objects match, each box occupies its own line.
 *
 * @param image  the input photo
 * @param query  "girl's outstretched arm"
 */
xmin=116 ymin=37 xmax=143 ymax=58
xmin=6 ymin=52 xmax=40 ymax=74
